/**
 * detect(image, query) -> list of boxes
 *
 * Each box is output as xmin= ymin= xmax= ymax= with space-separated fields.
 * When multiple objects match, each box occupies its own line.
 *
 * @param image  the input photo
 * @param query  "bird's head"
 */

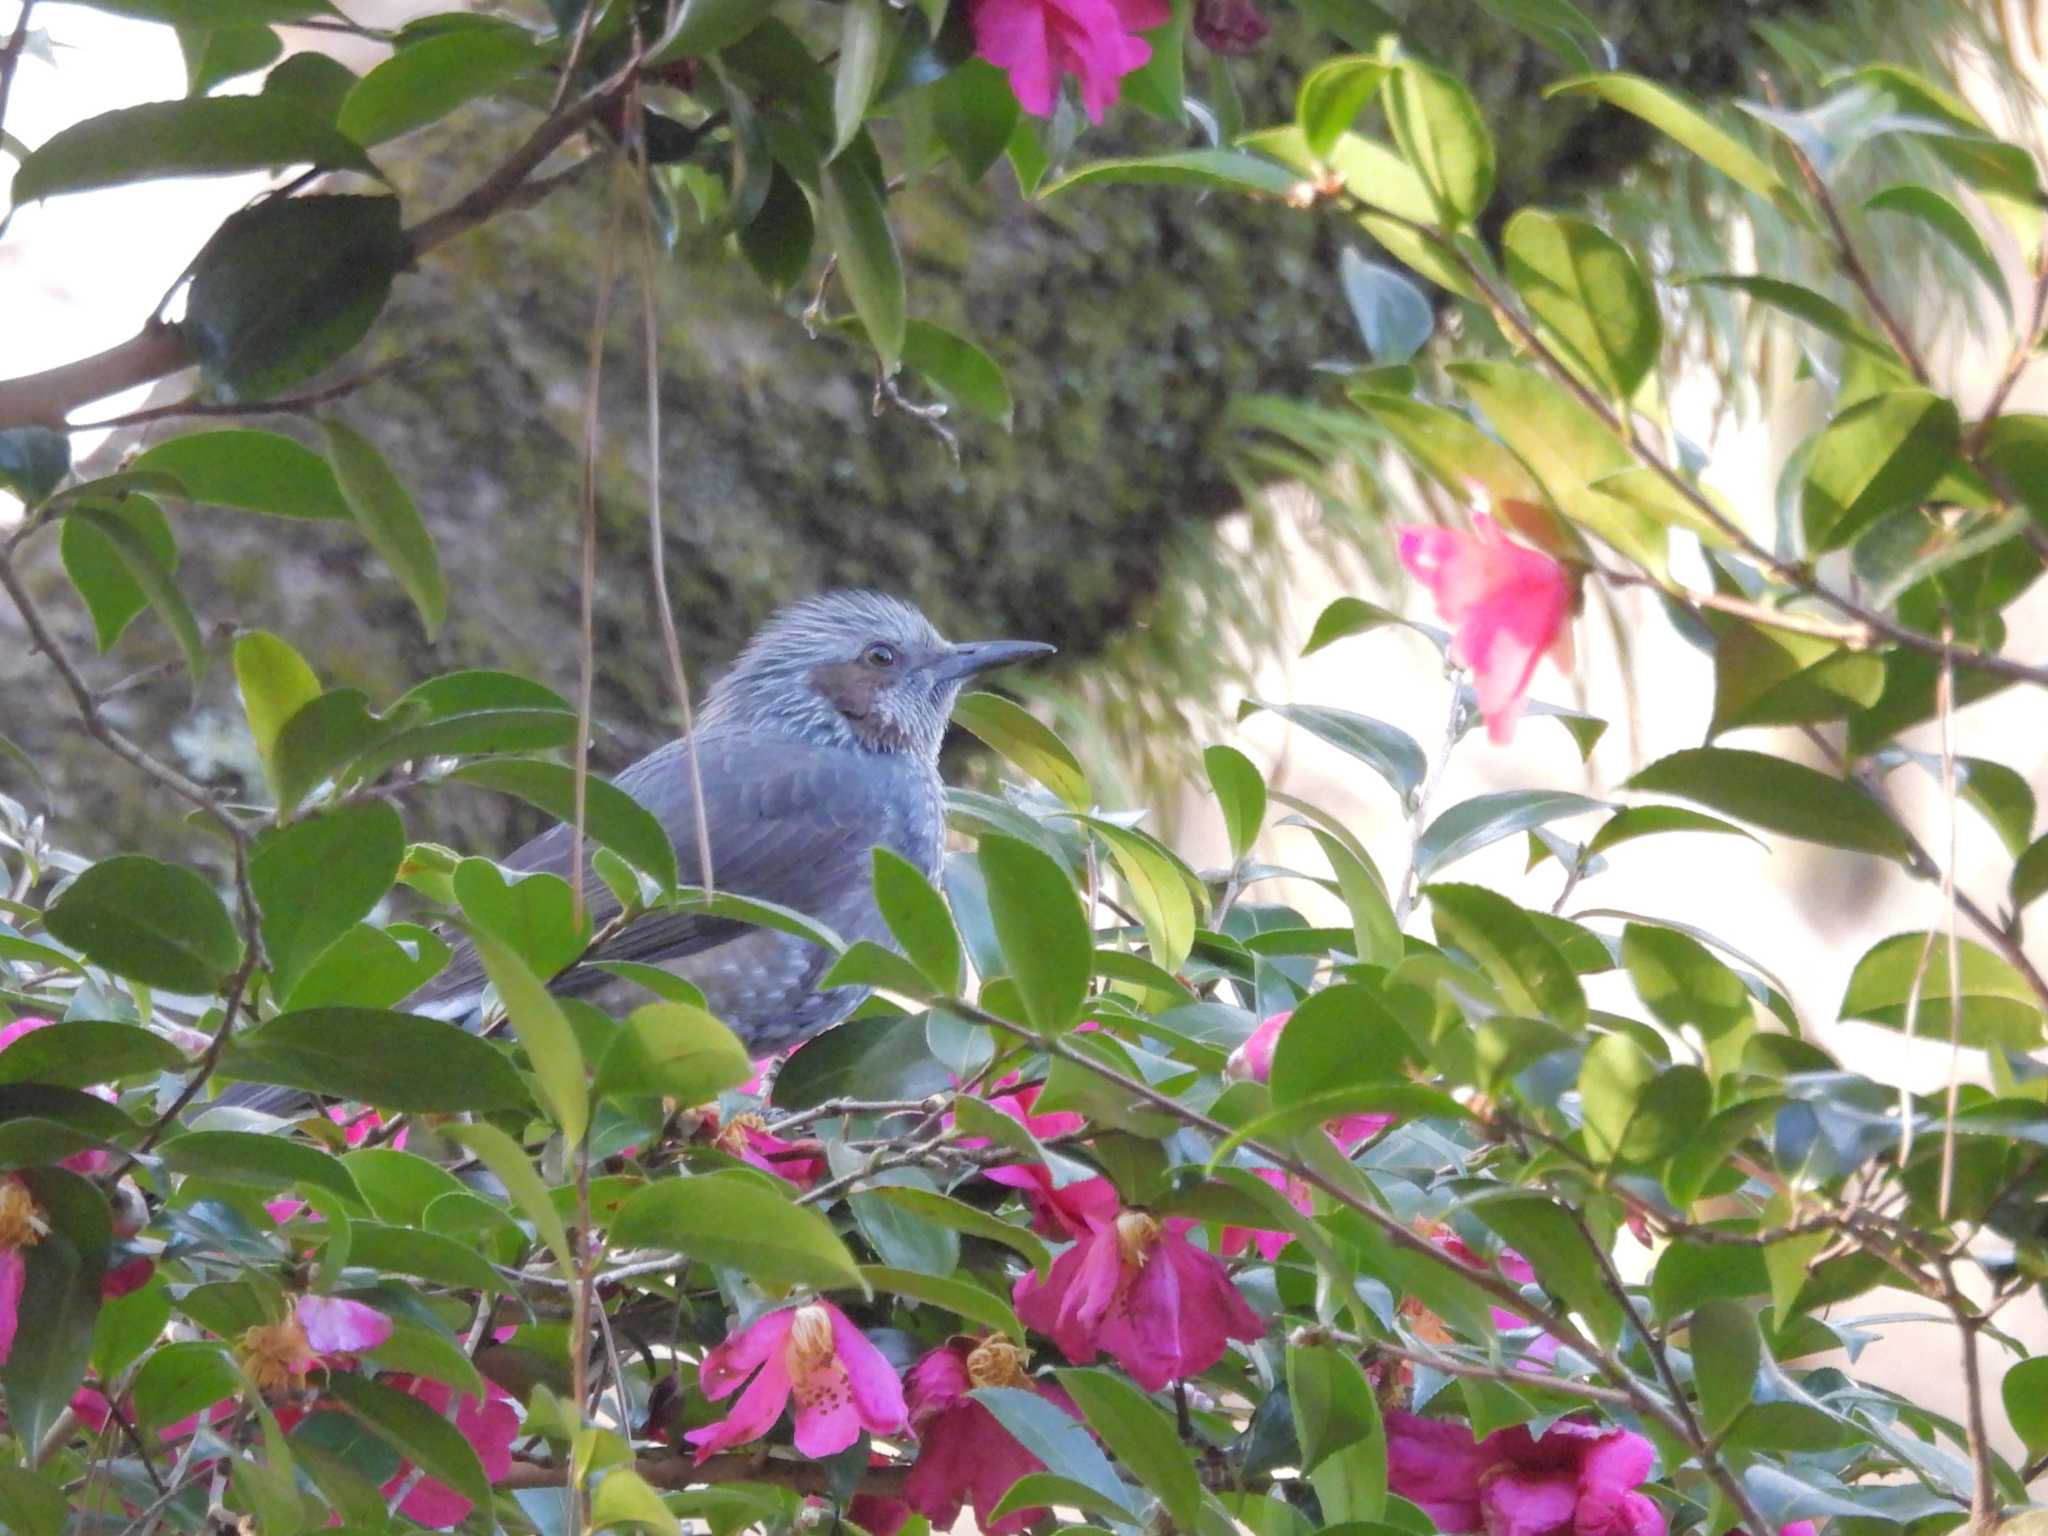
xmin=702 ymin=590 xmax=1055 ymax=759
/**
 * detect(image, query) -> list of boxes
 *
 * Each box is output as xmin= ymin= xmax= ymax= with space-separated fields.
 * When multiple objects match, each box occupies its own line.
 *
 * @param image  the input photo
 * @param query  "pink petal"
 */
xmin=1225 ymin=1012 xmax=1287 ymax=1083
xmin=0 ymin=1249 xmax=22 ymax=1366
xmin=906 ymin=1343 xmax=973 ymax=1426
xmin=1387 ymin=1411 xmax=1497 ymax=1531
xmin=826 ymin=1303 xmax=909 ymax=1435
xmin=698 ymin=1308 xmax=796 ymax=1402
xmin=298 ymin=1295 xmax=392 ymax=1354
xmin=972 ymin=0 xmax=1059 ymax=116
xmin=1483 ymin=1468 xmax=1581 ymax=1536
xmin=1578 ymin=1429 xmax=1655 ymax=1495
xmin=685 ymin=1357 xmax=793 ymax=1461
xmin=0 ymin=1017 xmax=53 ymax=1053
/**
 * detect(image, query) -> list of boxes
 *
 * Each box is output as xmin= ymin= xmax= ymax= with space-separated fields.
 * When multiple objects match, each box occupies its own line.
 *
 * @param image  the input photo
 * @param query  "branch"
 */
xmin=499 ymin=1452 xmax=912 ymax=1497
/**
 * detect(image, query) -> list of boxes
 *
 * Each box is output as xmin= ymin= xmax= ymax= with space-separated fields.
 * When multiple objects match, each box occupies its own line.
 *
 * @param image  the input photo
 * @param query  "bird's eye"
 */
xmin=862 ymin=643 xmax=898 ymax=669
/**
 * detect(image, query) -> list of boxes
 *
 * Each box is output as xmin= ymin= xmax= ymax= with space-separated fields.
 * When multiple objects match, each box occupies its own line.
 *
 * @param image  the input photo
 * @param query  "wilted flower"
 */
xmin=1386 ymin=1413 xmax=1666 ymax=1536
xmin=1193 ymin=0 xmax=1268 ymax=53
xmin=1224 ymin=1011 xmax=1395 ymax=1150
xmin=904 ymin=1336 xmax=1077 ymax=1534
xmin=1396 ymin=514 xmax=1575 ymax=745
xmin=685 ymin=1301 xmax=908 ymax=1462
xmin=1014 ymin=1208 xmax=1264 ymax=1390
xmin=715 ymin=1112 xmax=826 ymax=1190
xmin=968 ymin=0 xmax=1170 ymax=123
xmin=0 ymin=1177 xmax=49 ymax=1364
xmin=378 ymin=1374 xmax=519 ymax=1528
xmin=1218 ymin=1166 xmax=1312 ymax=1261
xmin=238 ymin=1296 xmax=392 ymax=1393
xmin=967 ymin=1085 xmax=1119 ymax=1239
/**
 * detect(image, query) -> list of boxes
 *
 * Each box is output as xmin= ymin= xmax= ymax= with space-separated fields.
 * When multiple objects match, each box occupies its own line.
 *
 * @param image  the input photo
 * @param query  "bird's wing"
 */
xmin=403 ymin=734 xmax=908 ymax=1011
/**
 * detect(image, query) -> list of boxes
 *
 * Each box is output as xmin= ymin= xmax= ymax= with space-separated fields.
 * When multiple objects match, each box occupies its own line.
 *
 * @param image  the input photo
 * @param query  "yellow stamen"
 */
xmin=1114 ymin=1210 xmax=1161 ymax=1268
xmin=784 ymin=1303 xmax=837 ymax=1377
xmin=0 ymin=1181 xmax=47 ymax=1251
xmin=239 ymin=1315 xmax=313 ymax=1395
xmin=966 ymin=1337 xmax=1032 ymax=1390
xmin=716 ymin=1112 xmax=766 ymax=1155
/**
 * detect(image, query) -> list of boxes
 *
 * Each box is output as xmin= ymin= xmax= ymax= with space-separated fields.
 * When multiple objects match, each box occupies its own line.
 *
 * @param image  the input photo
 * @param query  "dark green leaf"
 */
xmin=0 ymin=1468 xmax=68 ymax=1536
xmin=1622 ymin=923 xmax=1752 ymax=1079
xmin=469 ymin=928 xmax=588 ymax=1145
xmin=831 ymin=0 xmax=889 ymax=158
xmin=1057 ymin=1368 xmax=1204 ymax=1529
xmin=610 ymin=1170 xmax=864 ymax=1291
xmin=45 ymin=854 xmax=240 ymax=993
xmin=1414 ymin=790 xmax=1607 ymax=881
xmin=132 ymin=1339 xmax=241 ymax=1431
xmin=1689 ymin=1299 xmax=1762 ymax=1436
xmin=862 ymin=1186 xmax=1050 ymax=1274
xmin=1709 ymin=617 xmax=1886 ymax=736
xmin=1285 ymin=1342 xmax=1383 ymax=1471
xmin=179 ymin=23 xmax=283 ymax=94
xmin=738 ymin=163 xmax=816 ymax=294
xmin=324 ymin=1373 xmax=489 ymax=1513
xmin=160 ymin=1130 xmax=363 ymax=1205
xmin=1585 ymin=804 xmax=1761 ymax=859
xmin=1268 ymin=983 xmax=1406 ymax=1104
xmin=2014 ymin=833 xmax=2048 ymax=915
xmin=973 ymin=1386 xmax=1134 ymax=1516
xmin=336 ymin=25 xmax=541 ymax=144
xmin=0 ymin=1020 xmax=185 ymax=1085
xmin=219 ymin=1007 xmax=533 ymax=1112
xmin=1579 ymin=1033 xmax=1709 ymax=1164
xmin=261 ymin=49 xmax=360 ymax=122
xmin=820 ymin=145 xmax=905 ymax=373
xmin=269 ymin=689 xmax=388 ymax=813
xmin=1472 ymin=1191 xmax=1626 ymax=1347
xmin=0 ymin=1170 xmax=108 ymax=1450
xmin=977 ymin=834 xmax=1091 ymax=1035
xmin=324 ymin=420 xmax=445 ymax=639
xmin=771 ymin=1010 xmax=952 ymax=1108
xmin=1242 ymin=700 xmax=1425 ymax=803
xmin=346 ymin=1220 xmax=505 ymax=1291
xmin=903 ymin=318 xmax=1012 ymax=428
xmin=134 ymin=427 xmax=351 ymax=519
xmin=1839 ymin=932 xmax=2044 ymax=1051
xmin=1802 ymin=389 xmax=1960 ymax=552
xmin=1626 ymin=747 xmax=1910 ymax=862
xmin=1503 ymin=209 xmax=1659 ymax=400
xmin=252 ymin=802 xmax=405 ymax=1000
xmin=450 ymin=757 xmax=678 ymax=893
xmin=59 ymin=493 xmax=177 ymax=651
xmin=1865 ymin=183 xmax=2009 ymax=319
xmin=1427 ymin=882 xmax=1585 ymax=1029
xmin=65 ymin=501 xmax=206 ymax=683
xmin=11 ymin=96 xmax=377 ymax=202
xmin=863 ymin=1265 xmax=1021 ymax=1341
xmin=0 ymin=427 xmax=70 ymax=505
xmin=1040 ymin=148 xmax=1301 ymax=198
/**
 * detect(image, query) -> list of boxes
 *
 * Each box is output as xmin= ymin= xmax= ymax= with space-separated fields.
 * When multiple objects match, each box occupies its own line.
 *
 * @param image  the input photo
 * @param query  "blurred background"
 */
xmin=4 ymin=0 xmax=2046 ymax=1468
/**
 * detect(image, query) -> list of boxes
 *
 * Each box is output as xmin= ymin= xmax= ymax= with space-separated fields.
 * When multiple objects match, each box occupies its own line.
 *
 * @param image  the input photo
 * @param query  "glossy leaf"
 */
xmin=1427 ymin=882 xmax=1586 ymax=1030
xmin=58 ymin=494 xmax=178 ymax=652
xmin=1415 ymin=790 xmax=1607 ymax=880
xmin=1864 ymin=183 xmax=2009 ymax=320
xmin=1580 ymin=1033 xmax=1710 ymax=1164
xmin=871 ymin=846 xmax=962 ymax=994
xmin=324 ymin=420 xmax=446 ymax=639
xmin=235 ymin=632 xmax=323 ymax=801
xmin=952 ymin=691 xmax=1090 ymax=809
xmin=337 ymin=24 xmax=540 ymax=144
xmin=159 ymin=1130 xmax=363 ymax=1205
xmin=45 ymin=855 xmax=241 ymax=994
xmin=1627 ymin=748 xmax=1910 ymax=862
xmin=1544 ymin=73 xmax=1797 ymax=216
xmin=134 ymin=428 xmax=352 ymax=520
xmin=1690 ymin=1299 xmax=1762 ymax=1436
xmin=0 ymin=1171 xmax=108 ymax=1451
xmin=610 ymin=1171 xmax=864 ymax=1291
xmin=1801 ymin=390 xmax=1959 ymax=552
xmin=820 ymin=146 xmax=905 ymax=374
xmin=1502 ymin=209 xmax=1659 ymax=401
xmin=1622 ymin=923 xmax=1752 ymax=1079
xmin=1385 ymin=57 xmax=1494 ymax=225
xmin=469 ymin=928 xmax=588 ymax=1145
xmin=450 ymin=758 xmax=678 ymax=893
xmin=1297 ymin=57 xmax=1389 ymax=158
xmin=219 ymin=1008 xmax=533 ymax=1112
xmin=977 ymin=834 xmax=1090 ymax=1035
xmin=250 ymin=802 xmax=404 ymax=1001
xmin=1839 ymin=932 xmax=2044 ymax=1051
xmin=1058 ymin=1368 xmax=1204 ymax=1530
xmin=1242 ymin=700 xmax=1426 ymax=803
xmin=1040 ymin=148 xmax=1301 ymax=198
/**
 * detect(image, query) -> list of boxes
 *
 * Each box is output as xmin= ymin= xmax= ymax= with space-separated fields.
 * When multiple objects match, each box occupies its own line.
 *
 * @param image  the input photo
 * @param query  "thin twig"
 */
xmin=499 ymin=1452 xmax=913 ymax=1496
xmin=1937 ymin=615 xmax=1964 ymax=1220
xmin=64 ymin=355 xmax=422 ymax=434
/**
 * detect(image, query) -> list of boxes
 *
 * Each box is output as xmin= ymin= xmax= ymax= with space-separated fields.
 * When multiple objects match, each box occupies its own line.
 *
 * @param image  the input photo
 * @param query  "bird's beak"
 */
xmin=928 ymin=638 xmax=1057 ymax=682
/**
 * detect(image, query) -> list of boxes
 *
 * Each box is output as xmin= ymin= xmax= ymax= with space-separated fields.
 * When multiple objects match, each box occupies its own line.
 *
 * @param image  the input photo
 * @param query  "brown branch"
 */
xmin=64 ymin=354 xmax=423 ymax=434
xmin=500 ymin=1452 xmax=911 ymax=1496
xmin=1358 ymin=1339 xmax=1640 ymax=1411
xmin=0 ymin=324 xmax=192 ymax=433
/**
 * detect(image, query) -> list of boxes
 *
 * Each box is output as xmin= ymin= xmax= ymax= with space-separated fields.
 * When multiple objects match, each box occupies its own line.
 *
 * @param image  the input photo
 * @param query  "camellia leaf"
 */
xmin=1580 ymin=1033 xmax=1710 ymax=1165
xmin=1039 ymin=148 xmax=1301 ymax=198
xmin=234 ymin=631 xmax=323 ymax=801
xmin=1680 ymin=273 xmax=1895 ymax=365
xmin=870 ymin=846 xmax=962 ymax=995
xmin=323 ymin=1374 xmax=490 ymax=1514
xmin=1544 ymin=73 xmax=1799 ymax=217
xmin=1427 ymin=882 xmax=1586 ymax=1030
xmin=1296 ymin=56 xmax=1390 ymax=158
xmin=1689 ymin=1299 xmax=1763 ymax=1436
xmin=1801 ymin=389 xmax=1960 ymax=553
xmin=972 ymin=1386 xmax=1135 ymax=1516
xmin=1339 ymin=248 xmax=1433 ymax=364
xmin=134 ymin=428 xmax=351 ymax=520
xmin=10 ymin=95 xmax=377 ymax=202
xmin=468 ymin=927 xmax=589 ymax=1146
xmin=1470 ymin=1191 xmax=1626 ymax=1347
xmin=450 ymin=758 xmax=679 ymax=893
xmin=1864 ymin=183 xmax=2010 ymax=321
xmin=977 ymin=834 xmax=1090 ymax=1035
xmin=1502 ymin=209 xmax=1660 ymax=401
xmin=0 ymin=426 xmax=71 ymax=505
xmin=1622 ymin=922 xmax=1753 ymax=1079
xmin=1839 ymin=932 xmax=2044 ymax=1051
xmin=250 ymin=801 xmax=405 ymax=1002
xmin=830 ymin=0 xmax=889 ymax=159
xmin=1242 ymin=700 xmax=1426 ymax=804
xmin=1384 ymin=55 xmax=1494 ymax=225
xmin=1707 ymin=615 xmax=1885 ymax=736
xmin=820 ymin=142 xmax=905 ymax=374
xmin=595 ymin=1002 xmax=753 ymax=1106
xmin=951 ymin=691 xmax=1090 ymax=809
xmin=0 ymin=1021 xmax=185 ymax=1087
xmin=58 ymin=494 xmax=178 ymax=653
xmin=1414 ymin=790 xmax=1608 ymax=881
xmin=0 ymin=1170 xmax=109 ymax=1451
xmin=159 ymin=1130 xmax=364 ymax=1206
xmin=1286 ymin=1341 xmax=1383 ymax=1474
xmin=45 ymin=854 xmax=241 ymax=994
xmin=610 ymin=1170 xmax=865 ymax=1292
xmin=218 ymin=1007 xmax=533 ymax=1112
xmin=441 ymin=1121 xmax=576 ymax=1275
xmin=1057 ymin=1368 xmax=1205 ymax=1530
xmin=323 ymin=420 xmax=446 ymax=639
xmin=336 ymin=24 xmax=541 ymax=144
xmin=2004 ymin=1356 xmax=2048 ymax=1455
xmin=64 ymin=502 xmax=205 ymax=684
xmin=1205 ymin=744 xmax=1267 ymax=863
xmin=1627 ymin=748 xmax=1909 ymax=863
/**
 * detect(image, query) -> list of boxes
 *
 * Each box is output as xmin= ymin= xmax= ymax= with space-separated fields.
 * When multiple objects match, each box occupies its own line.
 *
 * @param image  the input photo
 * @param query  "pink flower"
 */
xmin=968 ymin=0 xmax=1169 ymax=123
xmin=1396 ymin=515 xmax=1575 ymax=746
xmin=237 ymin=1295 xmax=391 ymax=1394
xmin=0 ymin=1017 xmax=116 ymax=1174
xmin=0 ymin=1177 xmax=48 ymax=1364
xmin=848 ymin=1494 xmax=914 ymax=1536
xmin=904 ymin=1337 xmax=1077 ymax=1534
xmin=714 ymin=1113 xmax=825 ymax=1191
xmin=1386 ymin=1414 xmax=1665 ymax=1536
xmin=377 ymin=1375 xmax=520 ymax=1528
xmin=685 ymin=1301 xmax=908 ymax=1463
xmin=1224 ymin=1011 xmax=1394 ymax=1150
xmin=1193 ymin=0 xmax=1267 ymax=52
xmin=1014 ymin=1208 xmax=1264 ymax=1390
xmin=297 ymin=1295 xmax=393 ymax=1354
xmin=1219 ymin=1166 xmax=1312 ymax=1261
xmin=328 ymin=1104 xmax=406 ymax=1150
xmin=965 ymin=1085 xmax=1118 ymax=1240
xmin=101 ymin=1255 xmax=155 ymax=1299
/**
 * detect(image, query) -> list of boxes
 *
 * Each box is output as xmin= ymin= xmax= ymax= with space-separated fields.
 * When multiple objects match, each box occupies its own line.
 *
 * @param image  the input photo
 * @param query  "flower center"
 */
xmin=716 ymin=1112 xmax=766 ymax=1155
xmin=239 ymin=1315 xmax=314 ymax=1395
xmin=0 ymin=1181 xmax=48 ymax=1251
xmin=1114 ymin=1210 xmax=1161 ymax=1267
xmin=966 ymin=1337 xmax=1032 ymax=1390
xmin=784 ymin=1304 xmax=837 ymax=1377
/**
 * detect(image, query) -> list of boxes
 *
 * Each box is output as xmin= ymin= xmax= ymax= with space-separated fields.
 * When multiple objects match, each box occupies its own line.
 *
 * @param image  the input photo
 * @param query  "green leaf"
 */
xmin=65 ymin=501 xmax=206 ymax=683
xmin=1385 ymin=56 xmax=1493 ymax=225
xmin=1427 ymin=883 xmax=1585 ymax=1029
xmin=973 ymin=1386 xmax=1135 ymax=1516
xmin=1310 ymin=827 xmax=1401 ymax=970
xmin=1268 ymin=983 xmax=1406 ymax=1104
xmin=1414 ymin=790 xmax=1607 ymax=881
xmin=180 ymin=22 xmax=283 ymax=94
xmin=1664 ymin=1098 xmax=1785 ymax=1211
xmin=594 ymin=1002 xmax=752 ymax=1106
xmin=0 ymin=427 xmax=71 ymax=505
xmin=738 ymin=163 xmax=815 ymax=294
xmin=1297 ymin=56 xmax=1389 ymax=159
xmin=1622 ymin=923 xmax=1753 ymax=1079
xmin=977 ymin=834 xmax=1091 ymax=1035
xmin=1057 ymin=1369 xmax=1204 ymax=1530
xmin=900 ymin=318 xmax=1012 ymax=428
xmin=0 ymin=1469 xmax=68 ymax=1536
xmin=862 ymin=1185 xmax=1050 ymax=1274
xmin=2014 ymin=833 xmax=2048 ymax=915
xmin=830 ymin=0 xmax=889 ymax=159
xmin=771 ymin=1010 xmax=950 ymax=1108
xmin=324 ymin=1373 xmax=489 ymax=1513
xmin=337 ymin=25 xmax=541 ymax=144
xmin=45 ymin=854 xmax=240 ymax=993
xmin=1801 ymin=388 xmax=1960 ymax=551
xmin=1681 ymin=273 xmax=1894 ymax=364
xmin=219 ymin=1007 xmax=533 ymax=1112
xmin=951 ymin=691 xmax=1090 ymax=809
xmin=1708 ymin=617 xmax=1885 ymax=736
xmin=1242 ymin=700 xmax=1425 ymax=803
xmin=1040 ymin=148 xmax=1301 ymax=199
xmin=160 ymin=1129 xmax=363 ymax=1204
xmin=1839 ymin=932 xmax=2043 ymax=1051
xmin=1471 ymin=1191 xmax=1626 ymax=1347
xmin=820 ymin=145 xmax=905 ymax=374
xmin=11 ymin=95 xmax=377 ymax=202
xmin=870 ymin=846 xmax=961 ymax=994
xmin=365 ymin=1319 xmax=485 ymax=1400
xmin=1865 ymin=183 xmax=2009 ymax=319
xmin=591 ymin=1468 xmax=684 ymax=1536
xmin=134 ymin=428 xmax=351 ymax=520
xmin=58 ymin=493 xmax=176 ymax=651
xmin=269 ymin=690 xmax=388 ymax=814
xmin=1086 ymin=820 xmax=1199 ymax=974
xmin=262 ymin=49 xmax=360 ymax=121
xmin=469 ymin=928 xmax=589 ymax=1146
xmin=609 ymin=1170 xmax=864 ymax=1291
xmin=1205 ymin=745 xmax=1267 ymax=863
xmin=0 ymin=1170 xmax=108 ymax=1451
xmin=132 ymin=1339 xmax=241 ymax=1431
xmin=442 ymin=1121 xmax=576 ymax=1275
xmin=346 ymin=1220 xmax=505 ymax=1292
xmin=453 ymin=861 xmax=587 ymax=980
xmin=1502 ymin=210 xmax=1659 ymax=401
xmin=450 ymin=758 xmax=679 ymax=893
xmin=1627 ymin=748 xmax=1909 ymax=862
xmin=1585 ymin=804 xmax=1761 ymax=859
xmin=0 ymin=1021 xmax=184 ymax=1086
xmin=324 ymin=420 xmax=446 ymax=639
xmin=2003 ymin=1355 xmax=2048 ymax=1454
xmin=1543 ymin=73 xmax=1797 ymax=216
xmin=185 ymin=194 xmax=405 ymax=400
xmin=1286 ymin=1342 xmax=1383 ymax=1471
xmin=1689 ymin=1299 xmax=1762 ymax=1436
xmin=1958 ymin=756 xmax=2036 ymax=858
xmin=1978 ymin=414 xmax=2048 ymax=533
xmin=251 ymin=802 xmax=404 ymax=1001
xmin=235 ymin=632 xmax=323 ymax=800
xmin=1579 ymin=1033 xmax=1709 ymax=1164
xmin=864 ymin=1265 xmax=1022 ymax=1341
xmin=1339 ymin=248 xmax=1433 ymax=364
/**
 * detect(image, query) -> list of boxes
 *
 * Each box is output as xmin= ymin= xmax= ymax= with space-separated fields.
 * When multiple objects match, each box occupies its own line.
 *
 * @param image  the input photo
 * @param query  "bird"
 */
xmin=220 ymin=590 xmax=1052 ymax=1112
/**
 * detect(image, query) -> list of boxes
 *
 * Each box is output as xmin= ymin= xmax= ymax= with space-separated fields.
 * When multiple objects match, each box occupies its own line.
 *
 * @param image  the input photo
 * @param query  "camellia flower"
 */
xmin=904 ymin=1335 xmax=1078 ymax=1534
xmin=1224 ymin=1011 xmax=1394 ymax=1150
xmin=238 ymin=1296 xmax=392 ymax=1393
xmin=1386 ymin=1413 xmax=1665 ymax=1536
xmin=1192 ymin=0 xmax=1268 ymax=52
xmin=1014 ymin=1207 xmax=1264 ymax=1390
xmin=966 ymin=1085 xmax=1119 ymax=1240
xmin=715 ymin=1112 xmax=826 ymax=1191
xmin=968 ymin=0 xmax=1169 ymax=124
xmin=1218 ymin=1166 xmax=1312 ymax=1261
xmin=379 ymin=1375 xmax=520 ymax=1528
xmin=685 ymin=1301 xmax=908 ymax=1462
xmin=0 ymin=1176 xmax=48 ymax=1364
xmin=1395 ymin=514 xmax=1575 ymax=745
